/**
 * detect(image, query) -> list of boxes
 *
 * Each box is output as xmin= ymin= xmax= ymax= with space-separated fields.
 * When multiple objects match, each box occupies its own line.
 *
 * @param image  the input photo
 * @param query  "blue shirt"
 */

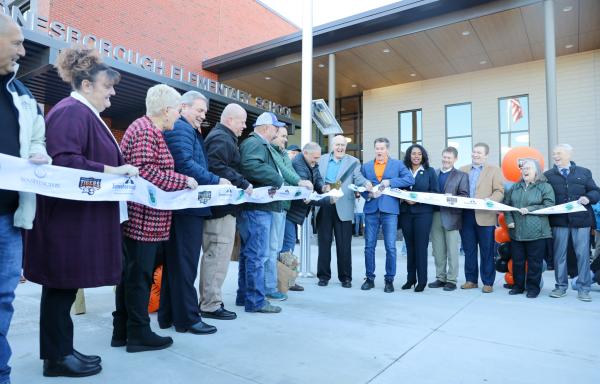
xmin=469 ymin=164 xmax=483 ymax=198
xmin=438 ymin=169 xmax=451 ymax=192
xmin=325 ymin=155 xmax=342 ymax=183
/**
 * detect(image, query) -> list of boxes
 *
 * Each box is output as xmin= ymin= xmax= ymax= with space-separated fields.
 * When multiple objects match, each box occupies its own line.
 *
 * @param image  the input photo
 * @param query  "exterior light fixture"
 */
xmin=462 ymin=30 xmax=470 ymax=36
xmin=382 ymin=48 xmax=390 ymax=53
xmin=265 ymin=76 xmax=271 ymax=80
xmin=562 ymin=6 xmax=573 ymax=12
xmin=565 ymin=44 xmax=574 ymax=49
xmin=318 ymin=63 xmax=325 ymax=68
xmin=480 ymin=60 xmax=487 ymax=65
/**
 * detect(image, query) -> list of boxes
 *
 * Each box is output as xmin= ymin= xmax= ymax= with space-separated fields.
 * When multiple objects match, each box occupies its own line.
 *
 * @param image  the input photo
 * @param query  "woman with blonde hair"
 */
xmin=112 ymin=84 xmax=198 ymax=353
xmin=24 ymin=47 xmax=138 ymax=377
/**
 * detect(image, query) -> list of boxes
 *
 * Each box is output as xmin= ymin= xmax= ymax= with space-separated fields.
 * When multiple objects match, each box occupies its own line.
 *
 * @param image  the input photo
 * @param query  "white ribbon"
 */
xmin=0 ymin=154 xmax=341 ymax=210
xmin=349 ymin=184 xmax=586 ymax=215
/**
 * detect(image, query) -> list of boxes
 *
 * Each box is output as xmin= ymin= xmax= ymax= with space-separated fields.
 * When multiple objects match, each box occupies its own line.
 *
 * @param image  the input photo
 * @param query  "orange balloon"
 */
xmin=498 ymin=213 xmax=507 ymax=230
xmin=148 ymin=265 xmax=162 ymax=313
xmin=495 ymin=226 xmax=510 ymax=243
xmin=505 ymin=272 xmax=514 ymax=285
xmin=501 ymin=147 xmax=545 ymax=182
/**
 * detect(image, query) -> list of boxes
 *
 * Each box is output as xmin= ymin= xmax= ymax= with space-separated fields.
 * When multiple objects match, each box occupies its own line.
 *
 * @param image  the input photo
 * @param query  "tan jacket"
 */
xmin=460 ymin=164 xmax=504 ymax=226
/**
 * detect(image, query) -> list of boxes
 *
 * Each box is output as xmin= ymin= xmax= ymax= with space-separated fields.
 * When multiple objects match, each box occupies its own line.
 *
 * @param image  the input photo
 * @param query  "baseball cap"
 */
xmin=253 ymin=112 xmax=286 ymax=128
xmin=287 ymin=144 xmax=301 ymax=152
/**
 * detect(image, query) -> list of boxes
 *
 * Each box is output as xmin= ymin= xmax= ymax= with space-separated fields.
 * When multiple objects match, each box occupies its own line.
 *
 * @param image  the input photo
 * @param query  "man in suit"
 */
xmin=317 ymin=135 xmax=372 ymax=288
xmin=459 ymin=142 xmax=504 ymax=293
xmin=429 ymin=147 xmax=469 ymax=291
xmin=360 ymin=138 xmax=414 ymax=293
xmin=544 ymin=144 xmax=600 ymax=302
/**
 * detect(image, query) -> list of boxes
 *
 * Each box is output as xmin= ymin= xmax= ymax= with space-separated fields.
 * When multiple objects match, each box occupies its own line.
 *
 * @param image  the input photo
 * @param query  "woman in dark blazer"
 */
xmin=24 ymin=48 xmax=138 ymax=377
xmin=399 ymin=144 xmax=439 ymax=292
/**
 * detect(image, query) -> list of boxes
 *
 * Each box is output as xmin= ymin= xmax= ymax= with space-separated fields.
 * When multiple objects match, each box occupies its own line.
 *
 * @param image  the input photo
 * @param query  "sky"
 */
xmin=258 ymin=0 xmax=402 ymax=28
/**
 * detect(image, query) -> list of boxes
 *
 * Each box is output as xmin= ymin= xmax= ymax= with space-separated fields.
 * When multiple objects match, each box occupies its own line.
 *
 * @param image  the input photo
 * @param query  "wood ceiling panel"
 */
xmin=530 ymin=34 xmax=579 ymax=60
xmin=580 ymin=0 xmax=600 ymax=33
xmin=471 ymin=8 xmax=530 ymax=52
xmin=450 ymin=54 xmax=493 ymax=73
xmin=486 ymin=45 xmax=533 ymax=67
xmin=579 ymin=30 xmax=600 ymax=52
xmin=425 ymin=21 xmax=487 ymax=60
xmin=386 ymin=32 xmax=452 ymax=67
xmin=521 ymin=0 xmax=579 ymax=44
xmin=334 ymin=50 xmax=393 ymax=89
xmin=416 ymin=61 xmax=457 ymax=78
xmin=379 ymin=68 xmax=422 ymax=83
xmin=349 ymin=41 xmax=412 ymax=72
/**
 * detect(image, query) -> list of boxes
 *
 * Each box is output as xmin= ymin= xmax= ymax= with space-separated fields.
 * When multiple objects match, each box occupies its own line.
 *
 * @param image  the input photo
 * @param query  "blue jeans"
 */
xmin=265 ymin=211 xmax=285 ymax=295
xmin=364 ymin=212 xmax=398 ymax=281
xmin=459 ymin=210 xmax=496 ymax=286
xmin=552 ymin=227 xmax=592 ymax=292
xmin=237 ymin=210 xmax=270 ymax=311
xmin=0 ymin=215 xmax=22 ymax=384
xmin=354 ymin=213 xmax=364 ymax=235
xmin=281 ymin=218 xmax=297 ymax=254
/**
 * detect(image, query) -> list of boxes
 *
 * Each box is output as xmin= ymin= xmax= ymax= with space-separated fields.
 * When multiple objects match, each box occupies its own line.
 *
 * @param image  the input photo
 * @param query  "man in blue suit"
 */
xmin=360 ymin=138 xmax=414 ymax=292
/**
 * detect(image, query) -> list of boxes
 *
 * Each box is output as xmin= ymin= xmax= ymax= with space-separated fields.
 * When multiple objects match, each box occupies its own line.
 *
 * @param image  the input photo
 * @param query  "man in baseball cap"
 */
xmin=253 ymin=112 xmax=286 ymax=128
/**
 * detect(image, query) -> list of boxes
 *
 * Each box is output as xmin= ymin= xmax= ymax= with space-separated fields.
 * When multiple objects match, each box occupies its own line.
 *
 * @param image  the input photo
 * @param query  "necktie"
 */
xmin=561 ymin=168 xmax=568 ymax=178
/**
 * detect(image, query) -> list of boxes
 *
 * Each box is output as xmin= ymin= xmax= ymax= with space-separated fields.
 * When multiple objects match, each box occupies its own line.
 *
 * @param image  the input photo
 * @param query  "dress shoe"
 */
xmin=461 ymin=281 xmax=478 ymax=289
xmin=288 ymin=284 xmax=304 ymax=291
xmin=175 ymin=320 xmax=217 ymax=335
xmin=526 ymin=291 xmax=539 ymax=298
xmin=341 ymin=281 xmax=352 ymax=288
xmin=201 ymin=306 xmax=237 ymax=320
xmin=158 ymin=321 xmax=172 ymax=329
xmin=401 ymin=281 xmax=416 ymax=290
xmin=503 ymin=283 xmax=513 ymax=289
xmin=360 ymin=278 xmax=374 ymax=290
xmin=126 ymin=331 xmax=173 ymax=353
xmin=384 ymin=281 xmax=394 ymax=293
xmin=43 ymin=354 xmax=101 ymax=377
xmin=482 ymin=285 xmax=494 ymax=293
xmin=414 ymin=283 xmax=426 ymax=292
xmin=443 ymin=282 xmax=457 ymax=291
xmin=508 ymin=288 xmax=524 ymax=295
xmin=317 ymin=279 xmax=328 ymax=287
xmin=428 ymin=280 xmax=446 ymax=288
xmin=73 ymin=349 xmax=101 ymax=364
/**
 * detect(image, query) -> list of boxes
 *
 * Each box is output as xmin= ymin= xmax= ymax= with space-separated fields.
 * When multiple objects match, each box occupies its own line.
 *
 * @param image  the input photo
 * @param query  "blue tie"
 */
xmin=561 ymin=168 xmax=568 ymax=178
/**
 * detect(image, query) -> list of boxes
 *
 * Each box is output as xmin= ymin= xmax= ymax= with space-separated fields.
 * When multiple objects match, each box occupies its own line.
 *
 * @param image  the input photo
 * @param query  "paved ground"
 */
xmin=9 ymin=237 xmax=600 ymax=384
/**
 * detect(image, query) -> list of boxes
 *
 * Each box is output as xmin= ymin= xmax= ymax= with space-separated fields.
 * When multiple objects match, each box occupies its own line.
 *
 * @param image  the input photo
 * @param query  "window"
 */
xmin=499 ymin=95 xmax=529 ymax=162
xmin=398 ymin=109 xmax=422 ymax=158
xmin=445 ymin=103 xmax=472 ymax=169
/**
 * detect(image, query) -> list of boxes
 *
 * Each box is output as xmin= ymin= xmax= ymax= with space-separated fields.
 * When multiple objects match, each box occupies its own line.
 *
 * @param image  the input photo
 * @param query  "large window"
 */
xmin=499 ymin=95 xmax=529 ymax=161
xmin=398 ymin=109 xmax=422 ymax=158
xmin=445 ymin=103 xmax=472 ymax=169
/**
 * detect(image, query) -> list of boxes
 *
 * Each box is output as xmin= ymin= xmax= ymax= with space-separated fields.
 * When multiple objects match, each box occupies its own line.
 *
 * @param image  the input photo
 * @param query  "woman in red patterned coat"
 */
xmin=112 ymin=84 xmax=198 ymax=353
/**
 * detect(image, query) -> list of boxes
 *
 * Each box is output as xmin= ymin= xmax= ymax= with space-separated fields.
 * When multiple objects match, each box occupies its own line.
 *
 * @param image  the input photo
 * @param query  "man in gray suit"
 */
xmin=429 ymin=147 xmax=469 ymax=291
xmin=317 ymin=135 xmax=372 ymax=288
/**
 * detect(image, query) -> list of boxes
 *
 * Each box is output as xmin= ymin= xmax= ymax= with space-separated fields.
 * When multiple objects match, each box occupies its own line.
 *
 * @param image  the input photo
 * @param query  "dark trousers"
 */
xmin=158 ymin=215 xmax=203 ymax=328
xmin=40 ymin=287 xmax=77 ymax=359
xmin=113 ymin=237 xmax=160 ymax=339
xmin=510 ymin=239 xmax=545 ymax=294
xmin=317 ymin=204 xmax=353 ymax=283
xmin=399 ymin=212 xmax=433 ymax=284
xmin=459 ymin=210 xmax=496 ymax=286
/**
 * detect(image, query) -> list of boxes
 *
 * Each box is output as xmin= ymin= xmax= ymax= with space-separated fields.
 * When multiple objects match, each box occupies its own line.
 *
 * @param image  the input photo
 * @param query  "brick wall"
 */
xmin=46 ymin=0 xmax=298 ymax=79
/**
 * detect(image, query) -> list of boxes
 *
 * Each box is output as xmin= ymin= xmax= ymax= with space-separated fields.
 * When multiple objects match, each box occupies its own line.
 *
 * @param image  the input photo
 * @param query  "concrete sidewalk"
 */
xmin=9 ymin=237 xmax=600 ymax=384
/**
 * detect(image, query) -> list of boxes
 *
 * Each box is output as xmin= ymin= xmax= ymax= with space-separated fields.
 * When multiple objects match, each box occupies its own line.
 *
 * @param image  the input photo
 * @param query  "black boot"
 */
xmin=43 ymin=354 xmax=101 ymax=377
xmin=73 ymin=349 xmax=101 ymax=364
xmin=360 ymin=278 xmax=375 ymax=290
xmin=126 ymin=328 xmax=173 ymax=353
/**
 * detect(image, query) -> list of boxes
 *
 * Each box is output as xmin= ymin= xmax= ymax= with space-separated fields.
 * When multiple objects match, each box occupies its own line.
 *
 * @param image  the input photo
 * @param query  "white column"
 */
xmin=544 ymin=0 xmax=558 ymax=165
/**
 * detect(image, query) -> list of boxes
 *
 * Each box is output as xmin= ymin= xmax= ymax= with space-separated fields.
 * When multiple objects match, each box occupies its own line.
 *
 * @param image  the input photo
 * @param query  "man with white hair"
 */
xmin=544 ymin=144 xmax=600 ymax=302
xmin=237 ymin=112 xmax=284 ymax=313
xmin=200 ymin=103 xmax=252 ymax=320
xmin=159 ymin=91 xmax=229 ymax=334
xmin=0 ymin=14 xmax=49 ymax=383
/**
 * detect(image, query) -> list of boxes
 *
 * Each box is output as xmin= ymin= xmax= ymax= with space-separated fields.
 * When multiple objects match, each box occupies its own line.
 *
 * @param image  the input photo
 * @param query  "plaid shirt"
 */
xmin=121 ymin=116 xmax=188 ymax=242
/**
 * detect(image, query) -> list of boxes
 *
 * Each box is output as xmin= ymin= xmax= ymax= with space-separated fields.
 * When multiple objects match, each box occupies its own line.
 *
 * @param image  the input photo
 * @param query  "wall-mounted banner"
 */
xmin=349 ymin=184 xmax=586 ymax=215
xmin=0 ymin=154 xmax=341 ymax=210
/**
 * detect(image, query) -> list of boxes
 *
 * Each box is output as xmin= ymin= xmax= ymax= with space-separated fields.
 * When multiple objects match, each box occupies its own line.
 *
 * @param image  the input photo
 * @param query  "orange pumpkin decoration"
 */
xmin=498 ymin=212 xmax=507 ymax=230
xmin=501 ymin=147 xmax=545 ymax=182
xmin=504 ymin=272 xmax=514 ymax=285
xmin=495 ymin=226 xmax=510 ymax=243
xmin=148 ymin=265 xmax=163 ymax=313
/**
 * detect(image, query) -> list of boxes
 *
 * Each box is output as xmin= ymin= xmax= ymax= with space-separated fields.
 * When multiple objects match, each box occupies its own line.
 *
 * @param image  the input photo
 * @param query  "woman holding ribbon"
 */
xmin=503 ymin=159 xmax=555 ymax=298
xmin=399 ymin=144 xmax=439 ymax=292
xmin=24 ymin=47 xmax=138 ymax=377
xmin=111 ymin=84 xmax=198 ymax=353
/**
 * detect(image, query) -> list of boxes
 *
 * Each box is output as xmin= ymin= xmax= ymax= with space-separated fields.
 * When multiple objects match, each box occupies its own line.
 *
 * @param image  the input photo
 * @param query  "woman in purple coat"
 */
xmin=24 ymin=48 xmax=138 ymax=378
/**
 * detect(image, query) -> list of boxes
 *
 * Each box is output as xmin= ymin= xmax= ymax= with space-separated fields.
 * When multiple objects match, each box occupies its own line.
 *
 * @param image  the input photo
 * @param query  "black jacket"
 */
xmin=400 ymin=167 xmax=439 ymax=214
xmin=544 ymin=162 xmax=600 ymax=228
xmin=286 ymin=154 xmax=327 ymax=225
xmin=204 ymin=123 xmax=250 ymax=219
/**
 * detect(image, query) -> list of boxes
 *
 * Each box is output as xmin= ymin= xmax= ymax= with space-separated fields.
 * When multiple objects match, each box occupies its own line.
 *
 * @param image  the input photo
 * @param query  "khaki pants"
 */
xmin=200 ymin=215 xmax=236 ymax=312
xmin=430 ymin=212 xmax=460 ymax=284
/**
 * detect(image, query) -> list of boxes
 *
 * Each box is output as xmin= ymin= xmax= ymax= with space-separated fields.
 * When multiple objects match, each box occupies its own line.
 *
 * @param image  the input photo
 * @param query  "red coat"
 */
xmin=121 ymin=116 xmax=188 ymax=242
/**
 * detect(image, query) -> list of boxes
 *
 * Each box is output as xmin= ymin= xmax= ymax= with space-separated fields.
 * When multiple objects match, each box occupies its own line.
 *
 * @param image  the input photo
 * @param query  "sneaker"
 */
xmin=428 ymin=280 xmax=446 ymax=288
xmin=255 ymin=302 xmax=282 ymax=313
xmin=266 ymin=292 xmax=288 ymax=301
xmin=443 ymin=282 xmax=457 ymax=291
xmin=482 ymin=285 xmax=494 ymax=293
xmin=577 ymin=291 xmax=592 ymax=302
xmin=360 ymin=278 xmax=375 ymax=290
xmin=461 ymin=281 xmax=478 ymax=289
xmin=549 ymin=289 xmax=567 ymax=298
